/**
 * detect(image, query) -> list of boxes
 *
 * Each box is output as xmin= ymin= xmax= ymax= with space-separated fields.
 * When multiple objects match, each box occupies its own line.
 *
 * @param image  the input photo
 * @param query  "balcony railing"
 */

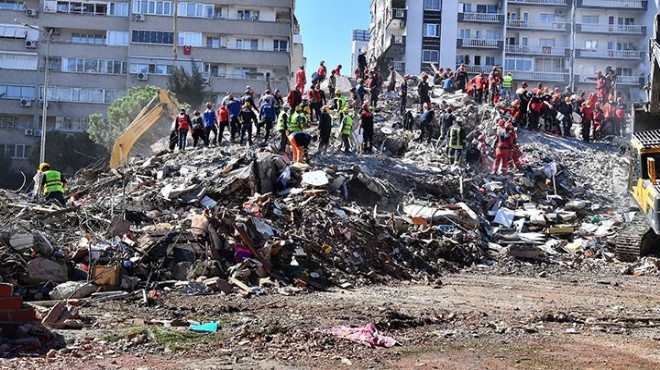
xmin=387 ymin=8 xmax=407 ymax=29
xmin=460 ymin=65 xmax=496 ymax=74
xmin=511 ymin=71 xmax=569 ymax=82
xmin=509 ymin=0 xmax=568 ymax=5
xmin=506 ymin=45 xmax=569 ymax=57
xmin=615 ymin=76 xmax=643 ymax=85
xmin=204 ymin=72 xmax=275 ymax=80
xmin=579 ymin=0 xmax=647 ymax=9
xmin=458 ymin=12 xmax=504 ymax=23
xmin=507 ymin=20 xmax=569 ymax=31
xmin=577 ymin=23 xmax=645 ymax=34
xmin=384 ymin=34 xmax=406 ymax=53
xmin=457 ymin=38 xmax=502 ymax=49
xmin=576 ymin=49 xmax=644 ymax=59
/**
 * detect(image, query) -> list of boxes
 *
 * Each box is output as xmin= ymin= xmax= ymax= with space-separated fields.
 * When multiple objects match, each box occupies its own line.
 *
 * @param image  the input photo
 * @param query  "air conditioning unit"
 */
xmin=26 ymin=8 xmax=38 ymax=17
xmin=137 ymin=72 xmax=149 ymax=81
xmin=34 ymin=129 xmax=42 ymax=137
xmin=555 ymin=9 xmax=566 ymax=16
xmin=24 ymin=129 xmax=33 ymax=136
xmin=133 ymin=14 xmax=146 ymax=22
xmin=202 ymin=76 xmax=211 ymax=83
xmin=20 ymin=99 xmax=32 ymax=107
xmin=25 ymin=40 xmax=37 ymax=49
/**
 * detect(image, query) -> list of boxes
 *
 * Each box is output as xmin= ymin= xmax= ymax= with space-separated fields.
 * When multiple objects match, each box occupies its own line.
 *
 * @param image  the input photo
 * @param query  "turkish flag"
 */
xmin=183 ymin=45 xmax=192 ymax=55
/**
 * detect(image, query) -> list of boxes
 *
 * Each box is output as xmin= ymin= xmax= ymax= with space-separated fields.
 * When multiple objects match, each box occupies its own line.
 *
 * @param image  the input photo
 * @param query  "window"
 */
xmin=536 ymin=57 xmax=563 ymax=72
xmin=129 ymin=63 xmax=174 ymax=75
xmin=618 ymin=17 xmax=635 ymax=25
xmin=0 ymin=116 xmax=17 ymax=130
xmin=206 ymin=36 xmax=221 ymax=48
xmin=238 ymin=9 xmax=259 ymax=20
xmin=46 ymin=56 xmax=61 ymax=71
xmin=107 ymin=31 xmax=129 ymax=46
xmin=424 ymin=0 xmax=440 ymax=10
xmin=505 ymin=58 xmax=533 ymax=71
xmin=133 ymin=0 xmax=173 ymax=15
xmin=204 ymin=63 xmax=226 ymax=78
xmin=616 ymin=67 xmax=633 ymax=76
xmin=273 ymin=39 xmax=288 ymax=52
xmin=539 ymin=38 xmax=555 ymax=47
xmin=456 ymin=55 xmax=470 ymax=65
xmin=584 ymin=40 xmax=598 ymax=49
xmin=131 ymin=30 xmax=174 ymax=45
xmin=582 ymin=15 xmax=598 ymax=24
xmin=43 ymin=85 xmax=118 ymax=103
xmin=72 ymin=32 xmax=106 ymax=45
xmin=539 ymin=13 xmax=556 ymax=22
xmin=0 ymin=25 xmax=28 ymax=39
xmin=0 ymin=52 xmax=38 ymax=70
xmin=54 ymin=1 xmax=108 ymax=15
xmin=474 ymin=55 xmax=481 ymax=65
xmin=177 ymin=2 xmax=213 ymax=17
xmin=0 ymin=84 xmax=35 ymax=99
xmin=6 ymin=144 xmax=31 ymax=159
xmin=485 ymin=30 xmax=499 ymax=40
xmin=55 ymin=117 xmax=89 ymax=131
xmin=422 ymin=50 xmax=439 ymax=63
xmin=178 ymin=32 xmax=202 ymax=46
xmin=108 ymin=2 xmax=129 ymax=16
xmin=236 ymin=39 xmax=258 ymax=50
xmin=0 ymin=0 xmax=25 ymax=11
xmin=485 ymin=56 xmax=496 ymax=66
xmin=459 ymin=29 xmax=471 ymax=39
xmin=423 ymin=24 xmax=440 ymax=37
xmin=62 ymin=58 xmax=126 ymax=75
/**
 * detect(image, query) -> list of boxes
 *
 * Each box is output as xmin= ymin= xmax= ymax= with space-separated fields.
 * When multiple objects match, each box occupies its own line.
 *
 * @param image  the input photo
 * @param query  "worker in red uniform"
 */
xmin=471 ymin=72 xmax=486 ymax=104
xmin=217 ymin=101 xmax=229 ymax=144
xmin=580 ymin=101 xmax=594 ymax=143
xmin=295 ymin=65 xmax=306 ymax=93
xmin=317 ymin=61 xmax=327 ymax=83
xmin=498 ymin=100 xmax=521 ymax=126
xmin=175 ymin=108 xmax=192 ymax=151
xmin=615 ymin=101 xmax=627 ymax=136
xmin=492 ymin=120 xmax=513 ymax=174
xmin=506 ymin=122 xmax=522 ymax=170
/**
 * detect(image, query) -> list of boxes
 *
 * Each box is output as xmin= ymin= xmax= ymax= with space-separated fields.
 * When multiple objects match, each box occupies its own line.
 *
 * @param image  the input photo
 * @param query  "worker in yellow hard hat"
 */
xmin=38 ymin=162 xmax=67 ymax=206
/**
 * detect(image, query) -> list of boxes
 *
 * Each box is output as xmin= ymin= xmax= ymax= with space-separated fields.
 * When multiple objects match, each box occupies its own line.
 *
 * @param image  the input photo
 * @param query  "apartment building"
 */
xmin=350 ymin=29 xmax=370 ymax=75
xmin=0 ymin=0 xmax=296 ymax=171
xmin=368 ymin=0 xmax=655 ymax=101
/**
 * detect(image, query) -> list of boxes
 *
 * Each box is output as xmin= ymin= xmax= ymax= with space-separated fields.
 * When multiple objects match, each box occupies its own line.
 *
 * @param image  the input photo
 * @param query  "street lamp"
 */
xmin=15 ymin=18 xmax=53 ymax=198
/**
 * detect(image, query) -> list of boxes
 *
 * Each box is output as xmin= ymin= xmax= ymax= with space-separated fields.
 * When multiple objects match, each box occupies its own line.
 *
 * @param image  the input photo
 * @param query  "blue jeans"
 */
xmin=178 ymin=129 xmax=188 ymax=150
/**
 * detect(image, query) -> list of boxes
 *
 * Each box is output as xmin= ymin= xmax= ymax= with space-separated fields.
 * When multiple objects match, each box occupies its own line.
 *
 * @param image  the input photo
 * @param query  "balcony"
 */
xmin=387 ymin=8 xmax=407 ymax=29
xmin=459 ymin=65 xmax=497 ymax=74
xmin=507 ymin=20 xmax=570 ymax=31
xmin=576 ymin=75 xmax=643 ymax=86
xmin=384 ymin=34 xmax=406 ymax=55
xmin=512 ymin=71 xmax=569 ymax=83
xmin=506 ymin=45 xmax=570 ymax=57
xmin=578 ymin=0 xmax=648 ymax=10
xmin=576 ymin=48 xmax=644 ymax=60
xmin=508 ymin=0 xmax=569 ymax=5
xmin=576 ymin=23 xmax=645 ymax=35
xmin=457 ymin=38 xmax=504 ymax=50
xmin=458 ymin=12 xmax=505 ymax=24
xmin=193 ymin=46 xmax=290 ymax=66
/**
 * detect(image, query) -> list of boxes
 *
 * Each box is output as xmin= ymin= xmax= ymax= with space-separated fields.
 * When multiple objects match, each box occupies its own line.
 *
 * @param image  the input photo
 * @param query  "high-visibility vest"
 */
xmin=341 ymin=115 xmax=353 ymax=135
xmin=448 ymin=125 xmax=463 ymax=149
xmin=335 ymin=96 xmax=346 ymax=111
xmin=502 ymin=75 xmax=513 ymax=88
xmin=289 ymin=112 xmax=302 ymax=132
xmin=276 ymin=111 xmax=288 ymax=131
xmin=43 ymin=170 xmax=64 ymax=194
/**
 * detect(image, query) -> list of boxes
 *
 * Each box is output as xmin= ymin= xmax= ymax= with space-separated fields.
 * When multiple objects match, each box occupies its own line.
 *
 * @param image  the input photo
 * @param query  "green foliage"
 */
xmin=167 ymin=62 xmax=207 ymax=106
xmin=28 ymin=131 xmax=108 ymax=173
xmin=87 ymin=85 xmax=160 ymax=150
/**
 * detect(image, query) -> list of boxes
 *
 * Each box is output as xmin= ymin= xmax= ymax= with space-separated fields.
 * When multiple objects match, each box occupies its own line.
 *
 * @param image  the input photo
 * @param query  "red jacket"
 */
xmin=580 ymin=105 xmax=593 ymax=121
xmin=615 ymin=108 xmax=626 ymax=119
xmin=217 ymin=106 xmax=229 ymax=122
xmin=472 ymin=76 xmax=485 ymax=90
xmin=317 ymin=65 xmax=327 ymax=77
xmin=499 ymin=106 xmax=520 ymax=120
xmin=296 ymin=69 xmax=306 ymax=84
xmin=177 ymin=114 xmax=190 ymax=130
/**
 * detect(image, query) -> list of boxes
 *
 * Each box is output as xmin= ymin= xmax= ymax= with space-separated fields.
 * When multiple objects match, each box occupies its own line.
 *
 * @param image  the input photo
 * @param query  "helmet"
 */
xmin=361 ymin=103 xmax=369 ymax=110
xmin=304 ymin=106 xmax=311 ymax=114
xmin=511 ymin=100 xmax=520 ymax=108
xmin=335 ymin=88 xmax=341 ymax=95
xmin=39 ymin=162 xmax=49 ymax=172
xmin=507 ymin=72 xmax=512 ymax=76
xmin=295 ymin=105 xmax=303 ymax=112
xmin=343 ymin=106 xmax=350 ymax=113
xmin=498 ymin=120 xmax=506 ymax=127
xmin=505 ymin=122 xmax=514 ymax=130
xmin=282 ymin=104 xmax=290 ymax=110
xmin=322 ymin=105 xmax=330 ymax=113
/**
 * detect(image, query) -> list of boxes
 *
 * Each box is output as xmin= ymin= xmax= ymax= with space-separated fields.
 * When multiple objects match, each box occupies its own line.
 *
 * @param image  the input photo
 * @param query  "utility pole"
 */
xmin=173 ymin=0 xmax=178 ymax=60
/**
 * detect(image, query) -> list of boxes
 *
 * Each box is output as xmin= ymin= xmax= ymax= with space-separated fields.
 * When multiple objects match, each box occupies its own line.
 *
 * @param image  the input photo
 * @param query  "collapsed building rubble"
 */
xmin=0 ymin=85 xmax=658 ymax=356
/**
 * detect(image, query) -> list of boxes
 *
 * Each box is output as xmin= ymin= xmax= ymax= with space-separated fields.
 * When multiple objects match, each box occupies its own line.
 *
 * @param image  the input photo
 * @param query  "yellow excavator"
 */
xmin=619 ymin=4 xmax=660 ymax=261
xmin=109 ymin=88 xmax=182 ymax=169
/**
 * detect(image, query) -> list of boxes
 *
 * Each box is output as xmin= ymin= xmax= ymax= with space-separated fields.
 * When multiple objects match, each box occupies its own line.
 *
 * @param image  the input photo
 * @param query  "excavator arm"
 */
xmin=109 ymin=89 xmax=181 ymax=169
xmin=648 ymin=13 xmax=660 ymax=115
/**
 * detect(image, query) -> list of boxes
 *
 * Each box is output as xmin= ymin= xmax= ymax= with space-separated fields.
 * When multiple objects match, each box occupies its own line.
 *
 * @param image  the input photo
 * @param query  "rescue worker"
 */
xmin=295 ymin=65 xmax=306 ymax=93
xmin=502 ymin=72 xmax=513 ymax=100
xmin=176 ymin=108 xmax=191 ymax=151
xmin=447 ymin=120 xmax=466 ymax=166
xmin=191 ymin=110 xmax=205 ymax=148
xmin=398 ymin=75 xmax=409 ymax=115
xmin=217 ymin=102 xmax=229 ymax=144
xmin=39 ymin=162 xmax=66 ymax=206
xmin=417 ymin=73 xmax=432 ymax=111
xmin=276 ymin=105 xmax=290 ymax=153
xmin=367 ymin=71 xmax=381 ymax=109
xmin=239 ymin=103 xmax=258 ymax=145
xmin=258 ymin=97 xmax=276 ymax=142
xmin=387 ymin=65 xmax=397 ymax=93
xmin=289 ymin=105 xmax=305 ymax=133
xmin=615 ymin=101 xmax=626 ymax=136
xmin=203 ymin=102 xmax=218 ymax=146
xmin=328 ymin=69 xmax=337 ymax=99
xmin=498 ymin=99 xmax=521 ymax=126
xmin=308 ymin=84 xmax=322 ymax=122
xmin=241 ymin=90 xmax=258 ymax=112
xmin=487 ymin=67 xmax=502 ymax=105
xmin=506 ymin=122 xmax=522 ymax=170
xmin=455 ymin=64 xmax=469 ymax=92
xmin=528 ymin=90 xmax=544 ymax=130
xmin=340 ymin=107 xmax=353 ymax=154
xmin=516 ymin=82 xmax=530 ymax=127
xmin=317 ymin=61 xmax=327 ymax=83
xmin=226 ymin=95 xmax=241 ymax=142
xmin=417 ymin=107 xmax=435 ymax=145
xmin=439 ymin=107 xmax=455 ymax=139
xmin=360 ymin=104 xmax=374 ymax=153
xmin=492 ymin=120 xmax=513 ymax=174
xmin=471 ymin=72 xmax=486 ymax=104
xmin=273 ymin=89 xmax=284 ymax=115
xmin=580 ymin=101 xmax=594 ymax=143
xmin=557 ymin=97 xmax=573 ymax=137
xmin=333 ymin=89 xmax=347 ymax=112
xmin=288 ymin=131 xmax=312 ymax=163
xmin=318 ymin=105 xmax=332 ymax=155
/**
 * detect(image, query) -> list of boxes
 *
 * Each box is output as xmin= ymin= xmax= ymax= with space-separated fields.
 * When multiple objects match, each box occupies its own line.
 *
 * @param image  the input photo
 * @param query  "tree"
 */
xmin=28 ymin=131 xmax=109 ymax=174
xmin=87 ymin=85 xmax=160 ymax=150
xmin=167 ymin=62 xmax=207 ymax=106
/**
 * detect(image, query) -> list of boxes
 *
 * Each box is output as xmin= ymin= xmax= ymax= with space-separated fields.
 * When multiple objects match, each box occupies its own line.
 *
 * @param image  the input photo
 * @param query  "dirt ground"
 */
xmin=2 ymin=270 xmax=658 ymax=370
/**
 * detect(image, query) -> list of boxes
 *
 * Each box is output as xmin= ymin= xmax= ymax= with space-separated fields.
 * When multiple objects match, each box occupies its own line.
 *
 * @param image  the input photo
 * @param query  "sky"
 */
xmin=295 ymin=0 xmax=371 ymax=74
